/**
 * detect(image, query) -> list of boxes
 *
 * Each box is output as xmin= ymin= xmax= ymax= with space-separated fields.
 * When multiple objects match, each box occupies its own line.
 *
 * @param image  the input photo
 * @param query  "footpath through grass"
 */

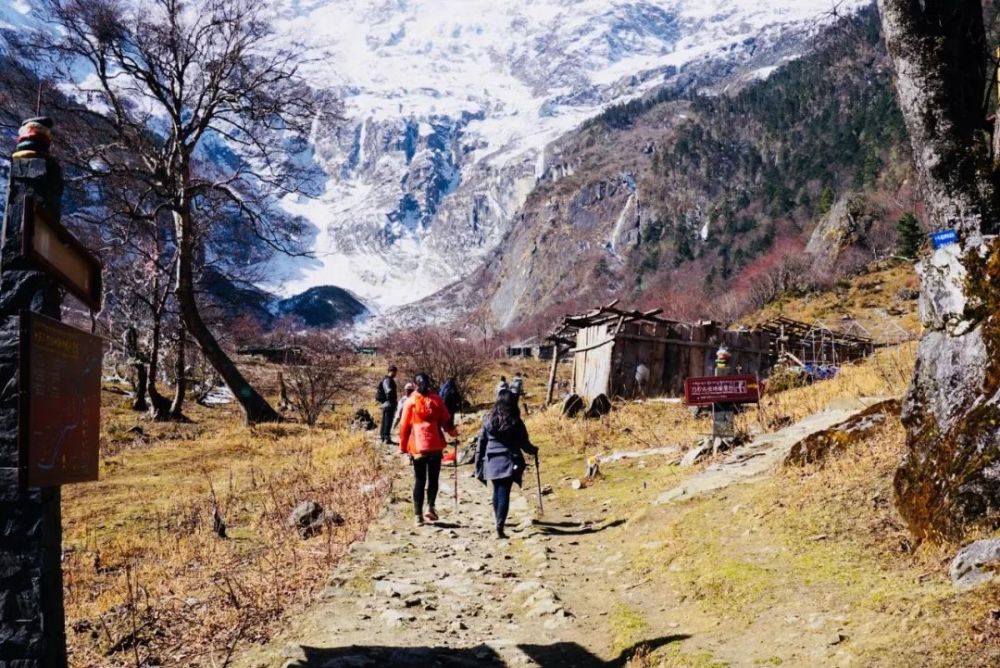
xmin=515 ymin=348 xmax=1000 ymax=667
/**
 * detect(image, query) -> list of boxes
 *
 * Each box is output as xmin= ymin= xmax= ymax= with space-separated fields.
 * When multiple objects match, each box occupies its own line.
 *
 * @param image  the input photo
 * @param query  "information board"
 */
xmin=19 ymin=312 xmax=103 ymax=487
xmin=684 ymin=374 xmax=760 ymax=406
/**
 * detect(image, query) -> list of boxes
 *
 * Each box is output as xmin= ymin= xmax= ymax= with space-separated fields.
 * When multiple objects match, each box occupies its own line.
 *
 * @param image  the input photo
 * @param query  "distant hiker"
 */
xmin=377 ymin=365 xmax=398 ymax=445
xmin=510 ymin=372 xmax=524 ymax=403
xmin=400 ymin=372 xmax=457 ymax=525
xmin=475 ymin=390 xmax=539 ymax=539
xmin=496 ymin=375 xmax=509 ymax=397
xmin=393 ymin=382 xmax=416 ymax=430
xmin=439 ymin=377 xmax=462 ymax=429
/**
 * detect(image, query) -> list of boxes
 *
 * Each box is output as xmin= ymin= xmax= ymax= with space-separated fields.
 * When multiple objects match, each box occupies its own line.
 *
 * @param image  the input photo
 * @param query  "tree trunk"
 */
xmin=170 ymin=324 xmax=186 ymax=419
xmin=146 ymin=296 xmax=172 ymax=421
xmin=277 ymin=371 xmax=292 ymax=411
xmin=878 ymin=0 xmax=1000 ymax=541
xmin=131 ymin=361 xmax=149 ymax=412
xmin=174 ymin=205 xmax=280 ymax=425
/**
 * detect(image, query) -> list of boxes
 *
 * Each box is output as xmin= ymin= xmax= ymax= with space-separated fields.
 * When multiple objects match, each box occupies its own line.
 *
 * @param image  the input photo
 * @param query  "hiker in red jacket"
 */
xmin=399 ymin=372 xmax=457 ymax=525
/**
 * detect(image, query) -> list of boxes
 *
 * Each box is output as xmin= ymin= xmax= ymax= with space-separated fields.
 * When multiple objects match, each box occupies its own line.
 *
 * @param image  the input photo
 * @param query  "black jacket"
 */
xmin=475 ymin=415 xmax=538 ymax=486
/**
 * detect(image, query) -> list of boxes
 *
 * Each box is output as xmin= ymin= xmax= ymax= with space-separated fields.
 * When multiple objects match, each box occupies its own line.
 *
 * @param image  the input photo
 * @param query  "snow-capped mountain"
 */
xmin=0 ymin=0 xmax=871 ymax=320
xmin=269 ymin=0 xmax=871 ymax=312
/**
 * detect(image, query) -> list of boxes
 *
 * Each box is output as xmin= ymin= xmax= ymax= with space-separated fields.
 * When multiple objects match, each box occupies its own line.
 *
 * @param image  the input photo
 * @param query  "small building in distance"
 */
xmin=504 ymin=336 xmax=556 ymax=360
xmin=548 ymin=302 xmax=774 ymax=402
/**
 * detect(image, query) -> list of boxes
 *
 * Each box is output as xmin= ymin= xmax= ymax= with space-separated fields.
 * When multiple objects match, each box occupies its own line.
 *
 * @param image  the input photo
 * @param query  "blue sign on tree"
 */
xmin=930 ymin=229 xmax=959 ymax=249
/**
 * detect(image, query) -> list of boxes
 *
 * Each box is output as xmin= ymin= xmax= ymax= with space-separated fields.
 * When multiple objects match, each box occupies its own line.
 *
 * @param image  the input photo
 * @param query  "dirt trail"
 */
xmin=235 ymin=442 xmax=675 ymax=668
xmin=656 ymin=397 xmax=892 ymax=505
xmin=235 ymin=400 xmax=891 ymax=668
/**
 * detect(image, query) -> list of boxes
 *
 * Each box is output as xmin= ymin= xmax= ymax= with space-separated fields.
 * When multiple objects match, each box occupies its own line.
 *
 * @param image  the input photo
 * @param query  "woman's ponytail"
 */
xmin=415 ymin=372 xmax=432 ymax=395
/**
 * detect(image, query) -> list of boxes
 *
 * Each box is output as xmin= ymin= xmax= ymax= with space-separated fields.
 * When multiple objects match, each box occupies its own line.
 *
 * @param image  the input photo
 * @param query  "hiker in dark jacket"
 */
xmin=439 ymin=377 xmax=462 ymax=428
xmin=377 ymin=365 xmax=399 ymax=444
xmin=475 ymin=390 xmax=538 ymax=539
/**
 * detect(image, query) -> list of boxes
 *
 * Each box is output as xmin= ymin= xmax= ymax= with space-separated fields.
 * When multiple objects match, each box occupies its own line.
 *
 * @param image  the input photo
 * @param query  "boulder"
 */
xmin=456 ymin=437 xmax=478 ymax=465
xmin=950 ymin=539 xmax=1000 ymax=589
xmin=785 ymin=399 xmax=900 ymax=466
xmin=561 ymin=394 xmax=584 ymax=418
xmin=349 ymin=408 xmax=377 ymax=432
xmin=288 ymin=501 xmax=326 ymax=539
xmin=584 ymin=394 xmax=612 ymax=419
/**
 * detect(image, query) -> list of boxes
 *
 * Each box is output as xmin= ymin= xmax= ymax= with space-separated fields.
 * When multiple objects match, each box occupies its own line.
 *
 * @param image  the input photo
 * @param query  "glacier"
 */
xmin=0 ymin=0 xmax=873 ymax=315
xmin=267 ymin=0 xmax=872 ymax=311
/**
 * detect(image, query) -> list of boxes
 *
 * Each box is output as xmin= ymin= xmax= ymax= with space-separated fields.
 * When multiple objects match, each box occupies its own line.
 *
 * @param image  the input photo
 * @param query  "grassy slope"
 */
xmin=744 ymin=261 xmax=922 ymax=337
xmin=511 ymin=268 xmax=1000 ymax=667
xmin=64 ymin=380 xmax=390 ymax=667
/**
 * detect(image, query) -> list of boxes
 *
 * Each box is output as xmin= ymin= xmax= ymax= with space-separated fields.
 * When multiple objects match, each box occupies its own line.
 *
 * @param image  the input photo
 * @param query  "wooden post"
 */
xmin=545 ymin=344 xmax=560 ymax=405
xmin=994 ymin=46 xmax=1000 ymax=164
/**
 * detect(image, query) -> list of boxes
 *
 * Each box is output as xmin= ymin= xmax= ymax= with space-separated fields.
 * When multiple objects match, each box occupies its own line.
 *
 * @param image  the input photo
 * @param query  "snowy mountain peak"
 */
xmin=269 ymin=0 xmax=870 ymax=311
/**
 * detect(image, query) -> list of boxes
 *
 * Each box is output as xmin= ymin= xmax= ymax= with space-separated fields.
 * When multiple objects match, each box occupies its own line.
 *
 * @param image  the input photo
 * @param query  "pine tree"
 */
xmin=818 ymin=186 xmax=835 ymax=215
xmin=897 ymin=212 xmax=922 ymax=259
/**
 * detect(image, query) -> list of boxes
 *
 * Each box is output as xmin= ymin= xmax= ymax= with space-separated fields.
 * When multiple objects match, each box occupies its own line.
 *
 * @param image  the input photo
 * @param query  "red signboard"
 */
xmin=684 ymin=374 xmax=760 ymax=406
xmin=19 ymin=312 xmax=103 ymax=488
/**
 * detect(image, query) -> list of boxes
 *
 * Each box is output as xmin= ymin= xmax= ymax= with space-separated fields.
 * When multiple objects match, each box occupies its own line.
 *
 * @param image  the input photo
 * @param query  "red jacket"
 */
xmin=399 ymin=391 xmax=457 ymax=455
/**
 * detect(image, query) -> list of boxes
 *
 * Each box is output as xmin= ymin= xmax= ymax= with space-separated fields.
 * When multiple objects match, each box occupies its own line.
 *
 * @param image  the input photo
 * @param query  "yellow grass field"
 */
xmin=64 ymin=391 xmax=390 ymax=667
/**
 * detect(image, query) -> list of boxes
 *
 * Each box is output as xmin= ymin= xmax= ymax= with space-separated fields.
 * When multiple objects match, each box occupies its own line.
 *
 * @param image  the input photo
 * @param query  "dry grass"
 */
xmin=63 ymin=391 xmax=390 ymax=667
xmin=619 ymin=416 xmax=1000 ymax=666
xmin=743 ymin=342 xmax=916 ymax=434
xmin=744 ymin=261 xmax=922 ymax=336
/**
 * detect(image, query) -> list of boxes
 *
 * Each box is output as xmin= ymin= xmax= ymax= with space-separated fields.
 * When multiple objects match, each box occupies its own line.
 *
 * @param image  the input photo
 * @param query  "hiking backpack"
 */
xmin=375 ymin=378 xmax=387 ymax=404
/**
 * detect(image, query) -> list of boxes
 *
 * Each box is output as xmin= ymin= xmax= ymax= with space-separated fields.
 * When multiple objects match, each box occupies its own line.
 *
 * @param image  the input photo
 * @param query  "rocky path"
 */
xmin=236 ymin=399 xmax=898 ymax=668
xmin=656 ymin=397 xmax=893 ymax=505
xmin=235 ymin=445 xmax=658 ymax=668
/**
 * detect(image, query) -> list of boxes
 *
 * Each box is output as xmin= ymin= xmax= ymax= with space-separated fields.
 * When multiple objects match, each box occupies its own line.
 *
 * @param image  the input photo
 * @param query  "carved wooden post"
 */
xmin=0 ymin=117 xmax=68 ymax=667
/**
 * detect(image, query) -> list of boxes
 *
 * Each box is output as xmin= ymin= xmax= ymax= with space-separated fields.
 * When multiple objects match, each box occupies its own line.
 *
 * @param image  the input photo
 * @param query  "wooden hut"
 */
xmin=757 ymin=316 xmax=876 ymax=366
xmin=548 ymin=302 xmax=774 ymax=401
xmin=505 ymin=336 xmax=556 ymax=360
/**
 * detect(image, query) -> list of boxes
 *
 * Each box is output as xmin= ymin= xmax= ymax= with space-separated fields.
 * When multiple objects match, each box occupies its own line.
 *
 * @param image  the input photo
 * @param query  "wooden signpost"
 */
xmin=685 ymin=373 xmax=761 ymax=442
xmin=21 ymin=195 xmax=102 ymax=310
xmin=0 ymin=116 xmax=104 ymax=668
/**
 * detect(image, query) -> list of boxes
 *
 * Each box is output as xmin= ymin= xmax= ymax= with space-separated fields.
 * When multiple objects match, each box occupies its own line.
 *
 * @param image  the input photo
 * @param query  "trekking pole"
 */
xmin=453 ymin=440 xmax=459 ymax=512
xmin=534 ymin=451 xmax=544 ymax=516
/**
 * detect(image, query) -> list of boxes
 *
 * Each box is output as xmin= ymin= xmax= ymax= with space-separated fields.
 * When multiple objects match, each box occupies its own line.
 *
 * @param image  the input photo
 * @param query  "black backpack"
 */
xmin=375 ymin=379 xmax=387 ymax=404
xmin=440 ymin=381 xmax=461 ymax=414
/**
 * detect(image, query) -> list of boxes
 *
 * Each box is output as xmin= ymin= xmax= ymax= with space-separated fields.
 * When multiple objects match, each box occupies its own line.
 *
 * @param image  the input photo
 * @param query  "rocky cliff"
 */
xmin=402 ymin=5 xmax=911 ymax=336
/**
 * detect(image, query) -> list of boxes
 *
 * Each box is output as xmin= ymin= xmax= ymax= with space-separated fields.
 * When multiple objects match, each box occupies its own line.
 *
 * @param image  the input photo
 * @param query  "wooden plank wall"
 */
xmin=571 ymin=321 xmax=775 ymax=400
xmin=575 ymin=325 xmax=615 ymax=400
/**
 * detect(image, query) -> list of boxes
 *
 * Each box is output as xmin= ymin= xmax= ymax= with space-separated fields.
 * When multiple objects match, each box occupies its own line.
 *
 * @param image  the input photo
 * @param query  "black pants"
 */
xmin=412 ymin=454 xmax=442 ymax=517
xmin=491 ymin=477 xmax=515 ymax=531
xmin=380 ymin=405 xmax=394 ymax=443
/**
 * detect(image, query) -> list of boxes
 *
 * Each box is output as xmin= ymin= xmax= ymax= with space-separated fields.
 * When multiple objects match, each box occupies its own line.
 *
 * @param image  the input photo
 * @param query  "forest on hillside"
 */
xmin=496 ymin=6 xmax=916 ymax=340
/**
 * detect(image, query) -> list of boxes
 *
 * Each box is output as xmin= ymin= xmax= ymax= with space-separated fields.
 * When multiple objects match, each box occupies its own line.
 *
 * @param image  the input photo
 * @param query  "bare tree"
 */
xmin=389 ymin=326 xmax=489 ymax=394
xmin=23 ymin=0 xmax=330 ymax=424
xmin=877 ymin=0 xmax=1000 ymax=540
xmin=282 ymin=332 xmax=355 ymax=427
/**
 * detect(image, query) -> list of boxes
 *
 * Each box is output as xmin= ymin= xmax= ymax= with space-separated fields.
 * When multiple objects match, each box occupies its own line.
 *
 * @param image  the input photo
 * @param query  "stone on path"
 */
xmin=379 ymin=608 xmax=416 ymax=628
xmin=681 ymin=442 xmax=711 ymax=466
